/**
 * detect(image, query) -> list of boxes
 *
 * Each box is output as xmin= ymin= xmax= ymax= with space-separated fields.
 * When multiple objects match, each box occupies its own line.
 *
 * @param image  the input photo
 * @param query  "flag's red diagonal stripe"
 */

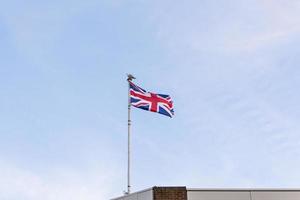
xmin=130 ymin=90 xmax=172 ymax=112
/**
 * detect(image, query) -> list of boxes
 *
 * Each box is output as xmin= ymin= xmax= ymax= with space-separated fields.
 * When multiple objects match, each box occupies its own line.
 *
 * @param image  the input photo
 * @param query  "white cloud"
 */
xmin=143 ymin=0 xmax=300 ymax=187
xmin=150 ymin=0 xmax=300 ymax=53
xmin=0 ymin=160 xmax=118 ymax=200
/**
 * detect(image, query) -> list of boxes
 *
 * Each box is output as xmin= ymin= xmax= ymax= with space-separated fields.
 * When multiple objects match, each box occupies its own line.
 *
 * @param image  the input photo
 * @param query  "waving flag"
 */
xmin=129 ymin=81 xmax=174 ymax=117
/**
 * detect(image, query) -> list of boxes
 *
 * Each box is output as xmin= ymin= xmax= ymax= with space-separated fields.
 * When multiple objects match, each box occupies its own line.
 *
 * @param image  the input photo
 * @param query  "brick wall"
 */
xmin=153 ymin=187 xmax=187 ymax=200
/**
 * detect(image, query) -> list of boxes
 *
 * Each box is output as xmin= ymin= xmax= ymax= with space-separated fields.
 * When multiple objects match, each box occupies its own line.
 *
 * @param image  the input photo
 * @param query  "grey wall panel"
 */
xmin=252 ymin=191 xmax=300 ymax=200
xmin=188 ymin=191 xmax=251 ymax=200
xmin=112 ymin=189 xmax=152 ymax=200
xmin=116 ymin=194 xmax=137 ymax=200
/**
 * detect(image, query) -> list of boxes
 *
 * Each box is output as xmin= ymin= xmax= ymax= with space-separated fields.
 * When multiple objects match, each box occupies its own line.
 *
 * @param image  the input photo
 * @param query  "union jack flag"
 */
xmin=129 ymin=81 xmax=174 ymax=118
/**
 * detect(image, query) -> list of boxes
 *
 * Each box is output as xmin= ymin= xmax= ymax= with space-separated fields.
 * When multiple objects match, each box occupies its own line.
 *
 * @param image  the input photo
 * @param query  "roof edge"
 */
xmin=187 ymin=188 xmax=300 ymax=192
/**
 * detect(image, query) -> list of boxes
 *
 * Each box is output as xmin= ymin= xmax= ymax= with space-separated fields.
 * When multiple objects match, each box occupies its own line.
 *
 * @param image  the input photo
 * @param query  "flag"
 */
xmin=129 ymin=81 xmax=174 ymax=117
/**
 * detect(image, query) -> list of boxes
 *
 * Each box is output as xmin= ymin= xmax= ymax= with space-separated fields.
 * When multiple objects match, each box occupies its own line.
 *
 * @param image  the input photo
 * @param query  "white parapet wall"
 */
xmin=187 ymin=189 xmax=300 ymax=200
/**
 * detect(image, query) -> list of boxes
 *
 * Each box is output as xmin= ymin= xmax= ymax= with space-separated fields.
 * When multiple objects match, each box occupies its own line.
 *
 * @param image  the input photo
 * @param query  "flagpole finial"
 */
xmin=127 ymin=74 xmax=136 ymax=81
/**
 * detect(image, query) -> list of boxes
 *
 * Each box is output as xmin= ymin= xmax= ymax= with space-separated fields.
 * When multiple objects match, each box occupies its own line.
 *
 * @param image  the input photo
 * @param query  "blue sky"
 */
xmin=1 ymin=0 xmax=300 ymax=199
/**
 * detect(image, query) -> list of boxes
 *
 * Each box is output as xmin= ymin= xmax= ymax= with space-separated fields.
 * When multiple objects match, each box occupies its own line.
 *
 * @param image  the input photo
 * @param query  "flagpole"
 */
xmin=126 ymin=74 xmax=135 ymax=195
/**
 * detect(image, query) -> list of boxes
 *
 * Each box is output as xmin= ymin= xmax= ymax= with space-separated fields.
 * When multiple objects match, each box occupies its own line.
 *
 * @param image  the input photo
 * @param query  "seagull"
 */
xmin=127 ymin=74 xmax=136 ymax=81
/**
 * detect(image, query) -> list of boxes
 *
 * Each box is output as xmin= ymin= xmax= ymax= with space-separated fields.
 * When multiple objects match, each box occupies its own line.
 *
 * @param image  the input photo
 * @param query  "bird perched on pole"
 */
xmin=127 ymin=74 xmax=136 ymax=81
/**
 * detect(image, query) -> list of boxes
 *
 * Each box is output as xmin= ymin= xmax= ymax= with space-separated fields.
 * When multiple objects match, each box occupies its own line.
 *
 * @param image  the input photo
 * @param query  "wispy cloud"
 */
xmin=0 ymin=160 xmax=118 ymax=200
xmin=1 ymin=0 xmax=300 ymax=198
xmin=150 ymin=0 xmax=300 ymax=52
xmin=143 ymin=0 xmax=300 ymax=187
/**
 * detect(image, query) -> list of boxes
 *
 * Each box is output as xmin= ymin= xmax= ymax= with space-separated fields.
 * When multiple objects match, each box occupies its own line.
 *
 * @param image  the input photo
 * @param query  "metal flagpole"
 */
xmin=126 ymin=74 xmax=135 ymax=195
